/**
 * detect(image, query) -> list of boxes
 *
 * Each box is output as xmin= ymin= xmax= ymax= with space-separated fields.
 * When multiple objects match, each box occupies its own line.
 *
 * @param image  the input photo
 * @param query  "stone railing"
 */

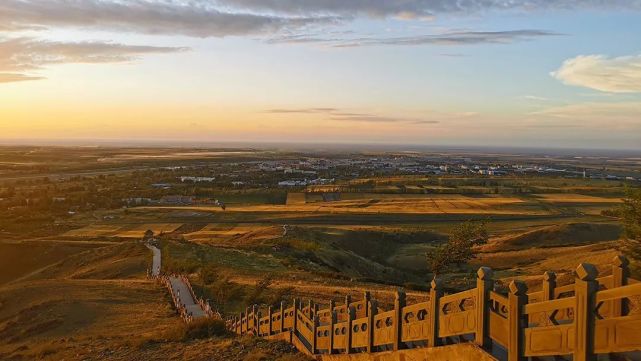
xmin=158 ymin=274 xmax=191 ymax=322
xmin=227 ymin=255 xmax=641 ymax=361
xmin=178 ymin=274 xmax=221 ymax=319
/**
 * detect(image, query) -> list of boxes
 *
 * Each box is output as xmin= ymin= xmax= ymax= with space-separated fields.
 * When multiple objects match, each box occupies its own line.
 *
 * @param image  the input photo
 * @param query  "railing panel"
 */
xmin=283 ymin=307 xmax=295 ymax=329
xmin=316 ymin=325 xmax=331 ymax=351
xmin=351 ymin=317 xmax=369 ymax=348
xmin=317 ymin=308 xmax=332 ymax=325
xmin=334 ymin=305 xmax=349 ymax=322
xmin=524 ymin=324 xmax=574 ymax=357
xmin=400 ymin=301 xmax=430 ymax=343
xmin=438 ymin=289 xmax=477 ymax=338
xmin=271 ymin=312 xmax=282 ymax=333
xmin=350 ymin=300 xmax=368 ymax=319
xmin=259 ymin=316 xmax=270 ymax=336
xmin=489 ymin=291 xmax=509 ymax=348
xmin=296 ymin=309 xmax=314 ymax=345
xmin=333 ymin=321 xmax=348 ymax=350
xmin=373 ymin=310 xmax=395 ymax=347
xmin=595 ymin=314 xmax=641 ymax=353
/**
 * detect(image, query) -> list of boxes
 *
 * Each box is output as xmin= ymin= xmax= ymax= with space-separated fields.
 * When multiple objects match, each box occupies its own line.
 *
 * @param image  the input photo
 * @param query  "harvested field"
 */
xmin=144 ymin=195 xmax=543 ymax=215
xmin=533 ymin=193 xmax=622 ymax=203
xmin=114 ymin=223 xmax=183 ymax=238
xmin=64 ymin=225 xmax=123 ymax=237
xmin=185 ymin=224 xmax=276 ymax=244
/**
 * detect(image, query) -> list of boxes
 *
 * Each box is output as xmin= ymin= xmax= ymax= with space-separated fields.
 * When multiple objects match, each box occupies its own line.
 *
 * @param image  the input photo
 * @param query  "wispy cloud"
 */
xmin=220 ymin=0 xmax=641 ymax=19
xmin=521 ymin=95 xmax=549 ymax=101
xmin=552 ymin=54 xmax=641 ymax=93
xmin=265 ymin=108 xmax=339 ymax=114
xmin=0 ymin=0 xmax=340 ymax=37
xmin=0 ymin=72 xmax=43 ymax=83
xmin=266 ymin=107 xmax=440 ymax=124
xmin=268 ymin=30 xmax=561 ymax=47
xmin=0 ymin=37 xmax=186 ymax=83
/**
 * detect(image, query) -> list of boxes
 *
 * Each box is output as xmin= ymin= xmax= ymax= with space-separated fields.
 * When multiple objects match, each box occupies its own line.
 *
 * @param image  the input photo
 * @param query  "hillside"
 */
xmin=480 ymin=222 xmax=621 ymax=252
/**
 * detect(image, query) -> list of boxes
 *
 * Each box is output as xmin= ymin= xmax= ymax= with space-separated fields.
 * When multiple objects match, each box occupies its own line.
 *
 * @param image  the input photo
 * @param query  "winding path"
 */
xmin=146 ymin=244 xmax=161 ymax=277
xmin=146 ymin=242 xmax=209 ymax=320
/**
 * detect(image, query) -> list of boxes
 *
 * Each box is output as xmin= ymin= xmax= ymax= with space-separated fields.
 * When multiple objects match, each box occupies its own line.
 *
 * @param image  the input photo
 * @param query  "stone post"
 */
xmin=508 ymin=280 xmax=527 ymax=361
xmin=312 ymin=308 xmax=318 ymax=354
xmin=574 ymin=263 xmax=599 ymax=361
xmin=256 ymin=311 xmax=262 ymax=336
xmin=314 ymin=303 xmax=319 ymax=319
xmin=328 ymin=300 xmax=335 ymax=355
xmin=292 ymin=298 xmax=299 ymax=335
xmin=367 ymin=299 xmax=377 ymax=353
xmin=363 ymin=291 xmax=371 ymax=316
xmin=279 ymin=301 xmax=285 ymax=334
xmin=346 ymin=306 xmax=355 ymax=354
xmin=612 ymin=255 xmax=629 ymax=317
xmin=428 ymin=277 xmax=443 ymax=347
xmin=245 ymin=307 xmax=250 ymax=334
xmin=393 ymin=289 xmax=406 ymax=351
xmin=476 ymin=267 xmax=494 ymax=349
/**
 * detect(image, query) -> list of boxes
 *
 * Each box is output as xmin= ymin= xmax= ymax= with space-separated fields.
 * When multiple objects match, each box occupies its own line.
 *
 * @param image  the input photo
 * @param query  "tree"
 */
xmin=428 ymin=220 xmax=489 ymax=274
xmin=621 ymin=187 xmax=641 ymax=264
xmin=143 ymin=229 xmax=155 ymax=241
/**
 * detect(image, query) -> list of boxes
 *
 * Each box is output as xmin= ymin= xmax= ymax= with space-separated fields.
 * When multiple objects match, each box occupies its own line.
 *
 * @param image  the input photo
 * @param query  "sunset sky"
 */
xmin=1 ymin=1 xmax=640 ymax=149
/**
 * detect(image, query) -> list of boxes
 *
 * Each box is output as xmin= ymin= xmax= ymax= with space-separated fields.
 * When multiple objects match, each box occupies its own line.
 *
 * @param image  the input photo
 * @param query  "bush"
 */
xmin=183 ymin=318 xmax=229 ymax=340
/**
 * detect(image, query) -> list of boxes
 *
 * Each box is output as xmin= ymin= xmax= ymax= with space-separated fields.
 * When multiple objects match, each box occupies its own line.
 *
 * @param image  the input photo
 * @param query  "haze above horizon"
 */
xmin=1 ymin=1 xmax=640 ymax=150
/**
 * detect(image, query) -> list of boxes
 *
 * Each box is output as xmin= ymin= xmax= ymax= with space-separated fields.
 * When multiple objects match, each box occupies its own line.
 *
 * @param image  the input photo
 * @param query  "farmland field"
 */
xmin=64 ymin=225 xmax=123 ymax=237
xmin=144 ymin=195 xmax=546 ymax=215
xmin=532 ymin=193 xmax=622 ymax=203
xmin=113 ymin=223 xmax=184 ymax=238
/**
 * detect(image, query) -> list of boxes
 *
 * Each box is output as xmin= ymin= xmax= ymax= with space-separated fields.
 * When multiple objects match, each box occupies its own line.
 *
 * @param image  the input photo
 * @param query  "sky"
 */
xmin=0 ymin=1 xmax=640 ymax=150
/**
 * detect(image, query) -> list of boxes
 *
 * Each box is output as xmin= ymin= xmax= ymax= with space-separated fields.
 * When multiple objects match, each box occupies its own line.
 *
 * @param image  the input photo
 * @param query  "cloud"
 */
xmin=0 ymin=72 xmax=43 ymax=83
xmin=521 ymin=95 xmax=549 ymax=101
xmin=265 ymin=108 xmax=339 ymax=114
xmin=268 ymin=30 xmax=560 ymax=47
xmin=552 ymin=54 xmax=641 ymax=93
xmin=0 ymin=37 xmax=186 ymax=83
xmin=221 ymin=0 xmax=641 ymax=19
xmin=0 ymin=1 xmax=634 ymax=40
xmin=266 ymin=107 xmax=440 ymax=124
xmin=0 ymin=0 xmax=338 ymax=37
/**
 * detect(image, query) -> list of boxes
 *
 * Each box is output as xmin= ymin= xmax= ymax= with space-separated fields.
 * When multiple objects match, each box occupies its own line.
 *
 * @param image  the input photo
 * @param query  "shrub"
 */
xmin=183 ymin=318 xmax=229 ymax=340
